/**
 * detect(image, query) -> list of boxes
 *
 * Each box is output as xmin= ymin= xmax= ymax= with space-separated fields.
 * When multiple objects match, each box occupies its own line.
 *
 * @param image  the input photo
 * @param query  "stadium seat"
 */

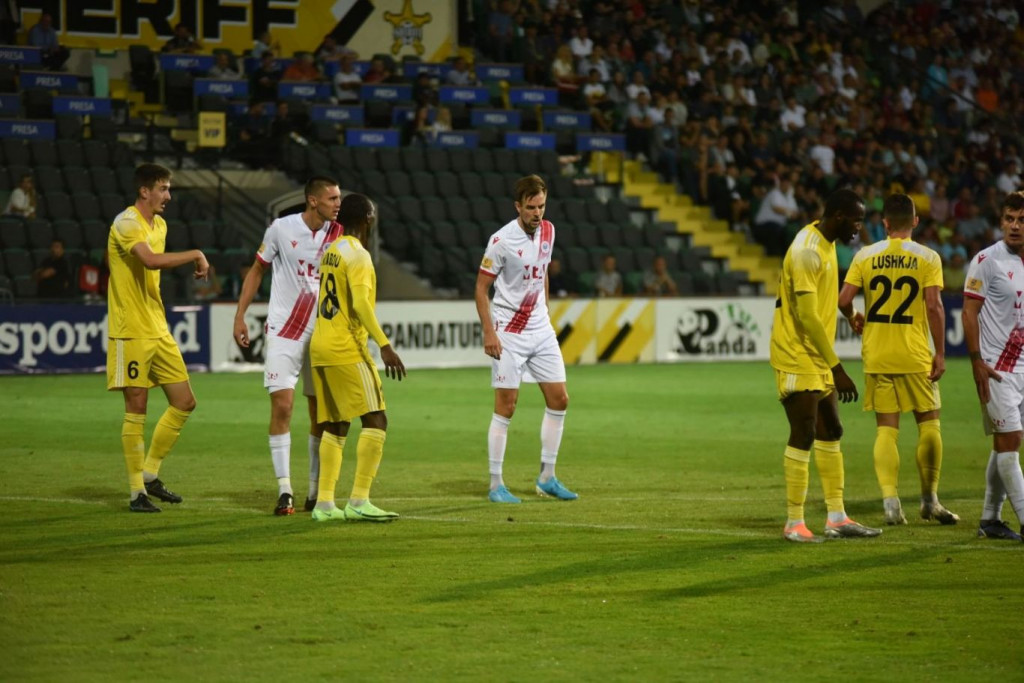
xmin=458 ymin=172 xmax=484 ymax=198
xmin=609 ymin=200 xmax=631 ymax=225
xmin=0 ymin=217 xmax=28 ymax=249
xmin=352 ymin=148 xmax=379 ymax=172
xmin=89 ymin=117 xmax=118 ymax=143
xmin=12 ymin=274 xmax=36 ymax=298
xmin=306 ymin=146 xmax=331 ymax=177
xmin=82 ymin=140 xmax=112 ymax=168
xmin=72 ymin=194 xmax=102 ymax=222
xmin=455 ymin=222 xmax=481 ymax=249
xmin=481 ymin=172 xmax=507 ymax=199
xmin=2 ymin=139 xmax=30 ymax=167
xmin=409 ymin=171 xmax=437 ymax=199
xmin=471 ymin=148 xmax=495 ymax=173
xmin=469 ymin=196 xmax=495 ymax=223
xmin=115 ymin=167 xmax=135 ymax=196
xmin=34 ymin=166 xmax=64 ymax=195
xmin=188 ymin=220 xmax=218 ymax=250
xmin=434 ymin=170 xmax=459 ymax=198
xmin=328 ymin=145 xmax=353 ymax=173
xmin=611 ymin=245 xmax=637 ymax=273
xmin=364 ymin=100 xmax=392 ymax=128
xmin=575 ymin=270 xmax=596 ymax=296
xmin=360 ymin=170 xmax=386 ymax=199
xmin=643 ymin=223 xmax=666 ymax=249
xmin=446 ymin=192 xmax=471 ymax=224
xmin=420 ymin=197 xmax=448 ymax=223
xmin=623 ymin=271 xmax=644 ymax=295
xmin=675 ymin=272 xmax=695 ymax=296
xmin=418 ymin=245 xmax=445 ymax=282
xmin=80 ymin=220 xmax=108 ymax=250
xmin=53 ymin=219 xmax=85 ymax=250
xmin=25 ymin=219 xmax=55 ymax=250
xmin=2 ymin=249 xmax=32 ymax=278
xmin=376 ymin=148 xmax=401 ymax=173
xmin=563 ymin=246 xmax=589 ymax=275
xmin=164 ymin=220 xmax=191 ymax=251
xmin=512 ymin=150 xmax=538 ymax=176
xmin=92 ymin=170 xmax=120 ymax=197
xmin=537 ymin=151 xmax=560 ymax=178
xmin=56 ymin=140 xmax=85 ymax=167
xmin=0 ymin=64 xmax=16 ymax=94
xmin=492 ymin=149 xmax=517 ymax=174
xmin=198 ymin=94 xmax=229 ymax=113
xmin=385 ymin=170 xmax=413 ymax=198
xmin=401 ymin=146 xmax=426 ymax=173
xmin=691 ymin=271 xmax=716 ymax=295
xmin=55 ymin=115 xmax=83 ymax=140
xmin=63 ymin=166 xmax=93 ymax=195
xmin=39 ymin=191 xmax=73 ymax=221
xmin=447 ymin=148 xmax=473 ymax=173
xmin=715 ymin=272 xmax=741 ymax=296
xmin=424 ymin=147 xmax=450 ymax=173
xmin=30 ymin=140 xmax=59 ymax=167
xmin=441 ymin=246 xmax=467 ymax=287
xmin=129 ymin=45 xmax=157 ymax=95
xmin=23 ymin=88 xmax=53 ymax=119
xmin=430 ymin=220 xmax=458 ymax=248
xmin=163 ymin=70 xmax=194 ymax=114
xmin=621 ymin=225 xmax=644 ymax=248
xmin=676 ymin=249 xmax=703 ymax=273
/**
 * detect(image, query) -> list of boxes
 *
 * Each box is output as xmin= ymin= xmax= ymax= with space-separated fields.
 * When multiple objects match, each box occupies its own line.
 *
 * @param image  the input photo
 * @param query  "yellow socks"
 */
xmin=873 ymin=426 xmax=901 ymax=499
xmin=814 ymin=440 xmax=845 ymax=515
xmin=317 ymin=432 xmax=346 ymax=505
xmin=916 ymin=419 xmax=942 ymax=498
xmin=351 ymin=428 xmax=386 ymax=502
xmin=143 ymin=406 xmax=191 ymax=480
xmin=784 ymin=446 xmax=811 ymax=522
xmin=121 ymin=413 xmax=146 ymax=494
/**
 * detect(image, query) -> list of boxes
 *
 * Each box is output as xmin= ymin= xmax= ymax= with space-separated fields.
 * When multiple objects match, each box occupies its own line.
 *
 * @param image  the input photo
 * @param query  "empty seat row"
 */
xmin=0 ymin=138 xmax=130 ymax=170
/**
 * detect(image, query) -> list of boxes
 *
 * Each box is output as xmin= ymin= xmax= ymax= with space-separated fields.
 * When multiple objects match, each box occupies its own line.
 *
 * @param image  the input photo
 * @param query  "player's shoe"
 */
xmin=311 ymin=505 xmax=346 ymax=522
xmin=274 ymin=493 xmax=295 ymax=516
xmin=920 ymin=501 xmax=960 ymax=525
xmin=535 ymin=476 xmax=579 ymax=500
xmin=977 ymin=519 xmax=1023 ymax=541
xmin=824 ymin=517 xmax=882 ymax=539
xmin=783 ymin=522 xmax=824 ymax=543
xmin=304 ymin=497 xmax=317 ymax=512
xmin=488 ymin=485 xmax=521 ymax=503
xmin=343 ymin=501 xmax=399 ymax=522
xmin=144 ymin=478 xmax=182 ymax=504
xmin=129 ymin=493 xmax=161 ymax=513
xmin=883 ymin=500 xmax=907 ymax=526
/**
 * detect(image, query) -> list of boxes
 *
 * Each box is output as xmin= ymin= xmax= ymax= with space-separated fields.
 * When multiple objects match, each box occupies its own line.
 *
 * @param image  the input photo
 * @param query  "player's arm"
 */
xmin=131 ymin=242 xmax=208 ymax=277
xmin=475 ymin=270 xmax=501 ymax=360
xmin=233 ymin=258 xmax=267 ymax=348
xmin=962 ymin=295 xmax=1000 ymax=403
xmin=351 ymin=283 xmax=406 ymax=381
xmin=837 ymin=282 xmax=864 ymax=335
xmin=923 ymin=285 xmax=946 ymax=381
xmin=795 ymin=290 xmax=857 ymax=402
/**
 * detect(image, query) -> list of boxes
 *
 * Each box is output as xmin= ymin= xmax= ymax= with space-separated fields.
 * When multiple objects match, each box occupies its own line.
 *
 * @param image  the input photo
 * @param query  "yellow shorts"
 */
xmin=313 ymin=362 xmax=386 ymax=423
xmin=864 ymin=372 xmax=941 ymax=414
xmin=107 ymin=335 xmax=189 ymax=390
xmin=775 ymin=369 xmax=834 ymax=401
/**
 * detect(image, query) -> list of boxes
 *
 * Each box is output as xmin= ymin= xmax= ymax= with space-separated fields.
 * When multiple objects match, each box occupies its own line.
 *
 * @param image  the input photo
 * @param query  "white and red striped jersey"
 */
xmin=479 ymin=218 xmax=554 ymax=335
xmin=255 ymin=214 xmax=344 ymax=341
xmin=964 ymin=240 xmax=1024 ymax=373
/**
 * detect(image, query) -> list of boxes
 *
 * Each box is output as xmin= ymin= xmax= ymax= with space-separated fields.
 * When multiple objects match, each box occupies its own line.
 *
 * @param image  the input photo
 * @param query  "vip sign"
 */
xmin=17 ymin=0 xmax=454 ymax=60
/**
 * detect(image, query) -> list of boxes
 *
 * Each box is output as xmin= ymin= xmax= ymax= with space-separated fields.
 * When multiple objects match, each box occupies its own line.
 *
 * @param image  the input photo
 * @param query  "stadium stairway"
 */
xmin=591 ymin=153 xmax=781 ymax=296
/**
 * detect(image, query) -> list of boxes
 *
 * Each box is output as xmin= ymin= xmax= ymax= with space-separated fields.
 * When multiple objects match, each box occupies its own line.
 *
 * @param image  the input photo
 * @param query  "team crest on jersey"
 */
xmin=966 ymin=277 xmax=983 ymax=292
xmin=481 ymin=256 xmax=493 ymax=269
xmin=541 ymin=241 xmax=550 ymax=253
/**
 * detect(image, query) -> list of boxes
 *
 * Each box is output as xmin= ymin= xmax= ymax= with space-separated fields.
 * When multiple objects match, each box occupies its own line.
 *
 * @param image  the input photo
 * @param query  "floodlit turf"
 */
xmin=1 ymin=360 xmax=1021 ymax=681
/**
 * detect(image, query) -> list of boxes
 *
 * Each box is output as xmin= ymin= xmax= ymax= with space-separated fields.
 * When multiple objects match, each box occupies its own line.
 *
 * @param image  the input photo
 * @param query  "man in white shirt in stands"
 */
xmin=233 ymin=176 xmax=344 ymax=515
xmin=333 ymin=54 xmax=362 ymax=103
xmin=755 ymin=173 xmax=800 ymax=256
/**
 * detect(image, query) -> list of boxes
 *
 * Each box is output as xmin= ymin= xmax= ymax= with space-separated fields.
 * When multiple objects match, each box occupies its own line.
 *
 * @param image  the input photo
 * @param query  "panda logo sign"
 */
xmin=674 ymin=304 xmax=760 ymax=357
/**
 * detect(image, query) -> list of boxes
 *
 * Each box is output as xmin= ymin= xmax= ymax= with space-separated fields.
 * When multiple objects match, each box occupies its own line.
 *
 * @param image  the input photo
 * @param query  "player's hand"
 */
xmin=832 ymin=363 xmax=858 ymax=403
xmin=193 ymin=251 xmax=209 ymax=280
xmin=972 ymin=357 xmax=1001 ymax=404
xmin=848 ymin=311 xmax=864 ymax=335
xmin=483 ymin=328 xmax=502 ymax=360
xmin=233 ymin=317 xmax=250 ymax=348
xmin=929 ymin=354 xmax=946 ymax=382
xmin=380 ymin=344 xmax=406 ymax=381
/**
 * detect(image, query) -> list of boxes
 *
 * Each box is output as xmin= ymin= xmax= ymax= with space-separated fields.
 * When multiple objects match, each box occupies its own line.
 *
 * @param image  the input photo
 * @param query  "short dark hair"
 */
xmin=1003 ymin=190 xmax=1024 ymax=216
xmin=134 ymin=163 xmax=172 ymax=196
xmin=823 ymin=188 xmax=863 ymax=219
xmin=514 ymin=174 xmax=547 ymax=204
xmin=338 ymin=193 xmax=374 ymax=230
xmin=304 ymin=176 xmax=338 ymax=204
xmin=883 ymin=193 xmax=916 ymax=228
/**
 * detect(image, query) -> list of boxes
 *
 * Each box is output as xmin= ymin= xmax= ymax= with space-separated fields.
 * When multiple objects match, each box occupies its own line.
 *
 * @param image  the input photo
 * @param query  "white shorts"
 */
xmin=983 ymin=372 xmax=1024 ymax=435
xmin=492 ymin=326 xmax=566 ymax=389
xmin=264 ymin=335 xmax=314 ymax=397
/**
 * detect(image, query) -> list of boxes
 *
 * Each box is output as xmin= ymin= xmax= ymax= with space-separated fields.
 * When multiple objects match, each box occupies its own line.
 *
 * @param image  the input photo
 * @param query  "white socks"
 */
xmin=308 ymin=434 xmax=321 ymax=499
xmin=269 ymin=433 xmax=292 ymax=495
xmin=488 ymin=414 xmax=511 ymax=490
xmin=539 ymin=408 xmax=566 ymax=482
xmin=995 ymin=451 xmax=1024 ymax=522
xmin=983 ymin=450 xmax=1006 ymax=520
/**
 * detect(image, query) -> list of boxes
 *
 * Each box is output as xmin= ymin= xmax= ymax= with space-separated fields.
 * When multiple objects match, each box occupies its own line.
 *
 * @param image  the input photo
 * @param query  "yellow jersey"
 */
xmin=106 ymin=205 xmax=169 ymax=339
xmin=310 ymin=235 xmax=376 ymax=367
xmin=844 ymin=237 xmax=942 ymax=374
xmin=770 ymin=222 xmax=839 ymax=373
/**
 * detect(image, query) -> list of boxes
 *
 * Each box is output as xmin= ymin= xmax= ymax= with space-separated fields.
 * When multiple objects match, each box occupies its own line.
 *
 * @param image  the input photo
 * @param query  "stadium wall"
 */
xmin=0 ymin=296 xmax=971 ymax=375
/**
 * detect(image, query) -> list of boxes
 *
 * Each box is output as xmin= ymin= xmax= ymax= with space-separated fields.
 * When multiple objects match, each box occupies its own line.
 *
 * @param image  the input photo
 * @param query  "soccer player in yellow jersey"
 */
xmin=839 ymin=193 xmax=959 ymax=527
xmin=770 ymin=188 xmax=882 ymax=542
xmin=309 ymin=193 xmax=406 ymax=522
xmin=107 ymin=164 xmax=209 ymax=512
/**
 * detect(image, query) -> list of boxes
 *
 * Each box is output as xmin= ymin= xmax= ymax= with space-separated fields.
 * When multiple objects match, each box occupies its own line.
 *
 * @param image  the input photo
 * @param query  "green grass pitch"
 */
xmin=1 ymin=359 xmax=1021 ymax=681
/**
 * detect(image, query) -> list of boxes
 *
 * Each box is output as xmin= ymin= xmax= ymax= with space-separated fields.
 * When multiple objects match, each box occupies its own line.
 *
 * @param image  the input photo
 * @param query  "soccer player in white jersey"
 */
xmin=233 ymin=177 xmax=344 ymax=515
xmin=474 ymin=174 xmax=577 ymax=503
xmin=963 ymin=190 xmax=1024 ymax=542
